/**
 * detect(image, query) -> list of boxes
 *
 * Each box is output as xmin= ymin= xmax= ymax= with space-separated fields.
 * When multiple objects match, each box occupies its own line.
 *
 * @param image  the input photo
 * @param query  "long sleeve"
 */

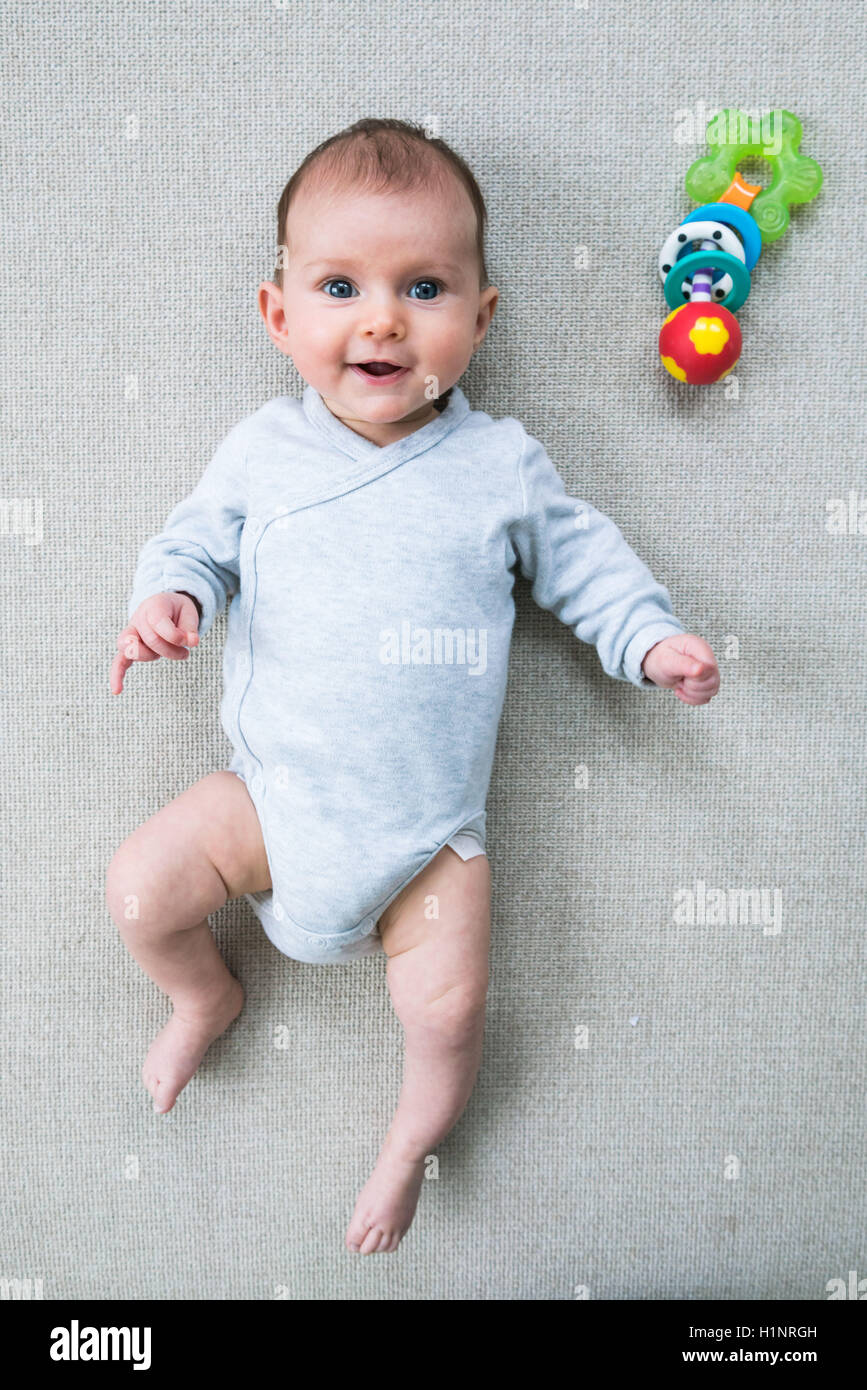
xmin=508 ymin=429 xmax=687 ymax=688
xmin=126 ymin=422 xmax=248 ymax=640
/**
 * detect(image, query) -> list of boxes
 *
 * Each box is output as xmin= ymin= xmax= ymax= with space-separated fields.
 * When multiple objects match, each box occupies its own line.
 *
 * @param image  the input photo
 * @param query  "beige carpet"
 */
xmin=1 ymin=0 xmax=864 ymax=1299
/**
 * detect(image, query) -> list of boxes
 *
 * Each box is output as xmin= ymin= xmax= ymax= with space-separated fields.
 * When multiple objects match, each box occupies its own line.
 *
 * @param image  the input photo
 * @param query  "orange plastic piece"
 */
xmin=717 ymin=171 xmax=763 ymax=211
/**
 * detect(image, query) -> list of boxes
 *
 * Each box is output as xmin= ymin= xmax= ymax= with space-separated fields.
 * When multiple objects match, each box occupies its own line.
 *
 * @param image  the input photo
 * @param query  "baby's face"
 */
xmin=259 ymin=179 xmax=498 ymax=445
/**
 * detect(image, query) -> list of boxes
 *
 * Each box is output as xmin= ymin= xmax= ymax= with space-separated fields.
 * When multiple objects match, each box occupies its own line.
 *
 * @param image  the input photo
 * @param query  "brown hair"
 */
xmin=271 ymin=118 xmax=490 ymax=410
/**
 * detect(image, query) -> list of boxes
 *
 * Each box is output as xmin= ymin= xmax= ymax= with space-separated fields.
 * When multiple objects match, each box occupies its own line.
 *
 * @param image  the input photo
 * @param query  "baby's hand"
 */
xmin=110 ymin=591 xmax=200 ymax=695
xmin=641 ymin=634 xmax=719 ymax=705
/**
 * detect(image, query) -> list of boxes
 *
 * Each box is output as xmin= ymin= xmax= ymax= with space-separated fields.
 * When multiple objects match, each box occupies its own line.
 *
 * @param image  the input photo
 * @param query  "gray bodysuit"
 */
xmin=127 ymin=385 xmax=687 ymax=963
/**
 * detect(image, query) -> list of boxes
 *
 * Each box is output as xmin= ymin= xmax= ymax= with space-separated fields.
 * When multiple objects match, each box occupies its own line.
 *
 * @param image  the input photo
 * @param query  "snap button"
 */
xmin=251 ymin=773 xmax=264 ymax=796
xmin=272 ymin=901 xmax=285 ymax=921
xmin=362 ymin=917 xmax=376 ymax=935
xmin=247 ymin=516 xmax=261 ymax=533
xmin=306 ymin=934 xmax=318 ymax=946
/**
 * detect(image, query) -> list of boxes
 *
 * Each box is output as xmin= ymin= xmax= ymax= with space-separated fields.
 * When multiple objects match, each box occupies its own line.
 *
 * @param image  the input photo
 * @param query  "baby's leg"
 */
xmin=105 ymin=771 xmax=271 ymax=1113
xmin=345 ymin=846 xmax=491 ymax=1254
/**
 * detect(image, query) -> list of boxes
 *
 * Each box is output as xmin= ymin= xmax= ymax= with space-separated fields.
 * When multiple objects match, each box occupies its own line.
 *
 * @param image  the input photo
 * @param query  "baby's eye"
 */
xmin=408 ymin=279 xmax=442 ymax=301
xmin=322 ymin=278 xmax=356 ymax=299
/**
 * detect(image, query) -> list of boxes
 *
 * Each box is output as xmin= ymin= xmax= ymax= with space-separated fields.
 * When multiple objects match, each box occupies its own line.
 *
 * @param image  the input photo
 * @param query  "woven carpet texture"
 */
xmin=1 ymin=0 xmax=863 ymax=1299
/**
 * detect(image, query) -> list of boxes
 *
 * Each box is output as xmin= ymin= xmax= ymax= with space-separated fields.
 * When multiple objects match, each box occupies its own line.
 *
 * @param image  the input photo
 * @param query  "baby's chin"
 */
xmin=329 ymin=369 xmax=439 ymax=424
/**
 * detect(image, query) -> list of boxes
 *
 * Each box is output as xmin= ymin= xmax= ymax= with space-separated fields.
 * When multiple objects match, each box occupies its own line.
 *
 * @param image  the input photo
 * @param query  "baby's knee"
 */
xmin=104 ymin=835 xmax=197 ymax=936
xmin=414 ymin=979 xmax=488 ymax=1046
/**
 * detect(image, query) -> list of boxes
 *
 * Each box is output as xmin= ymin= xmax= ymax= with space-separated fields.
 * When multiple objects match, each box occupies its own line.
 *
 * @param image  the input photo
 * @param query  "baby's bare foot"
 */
xmin=345 ymin=1132 xmax=427 ymax=1254
xmin=142 ymin=978 xmax=244 ymax=1114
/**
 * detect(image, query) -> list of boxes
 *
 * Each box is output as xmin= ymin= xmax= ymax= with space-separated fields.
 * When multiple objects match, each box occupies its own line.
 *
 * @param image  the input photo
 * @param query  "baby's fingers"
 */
xmin=136 ymin=612 xmax=193 ymax=662
xmin=682 ymin=664 xmax=720 ymax=695
xmin=114 ymin=625 xmax=160 ymax=663
xmin=675 ymin=670 xmax=719 ymax=704
xmin=110 ymin=648 xmax=132 ymax=695
xmin=152 ymin=612 xmax=197 ymax=648
xmin=110 ymin=627 xmax=159 ymax=695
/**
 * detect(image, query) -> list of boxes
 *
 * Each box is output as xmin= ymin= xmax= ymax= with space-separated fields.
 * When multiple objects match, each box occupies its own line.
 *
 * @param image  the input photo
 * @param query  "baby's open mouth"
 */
xmin=351 ymin=361 xmax=408 ymax=378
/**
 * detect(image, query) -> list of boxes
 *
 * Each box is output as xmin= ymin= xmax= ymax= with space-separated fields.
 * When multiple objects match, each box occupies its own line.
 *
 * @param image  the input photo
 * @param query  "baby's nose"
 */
xmin=360 ymin=301 xmax=405 ymax=335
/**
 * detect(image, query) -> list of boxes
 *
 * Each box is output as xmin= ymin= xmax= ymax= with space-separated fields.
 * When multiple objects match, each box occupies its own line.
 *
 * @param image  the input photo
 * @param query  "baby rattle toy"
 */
xmin=658 ymin=108 xmax=823 ymax=384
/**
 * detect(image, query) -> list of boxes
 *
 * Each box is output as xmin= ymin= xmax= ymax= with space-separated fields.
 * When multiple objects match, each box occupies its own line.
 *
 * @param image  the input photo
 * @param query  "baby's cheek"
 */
xmin=428 ymin=326 xmax=474 ymax=378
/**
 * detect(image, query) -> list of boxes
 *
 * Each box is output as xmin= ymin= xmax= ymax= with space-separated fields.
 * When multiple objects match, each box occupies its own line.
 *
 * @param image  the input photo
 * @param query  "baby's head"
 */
xmin=258 ymin=119 xmax=498 ymax=444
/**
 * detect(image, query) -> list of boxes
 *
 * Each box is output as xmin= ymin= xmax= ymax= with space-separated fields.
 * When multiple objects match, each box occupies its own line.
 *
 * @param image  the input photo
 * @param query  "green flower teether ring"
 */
xmin=663 ymin=249 xmax=751 ymax=312
xmin=684 ymin=109 xmax=823 ymax=243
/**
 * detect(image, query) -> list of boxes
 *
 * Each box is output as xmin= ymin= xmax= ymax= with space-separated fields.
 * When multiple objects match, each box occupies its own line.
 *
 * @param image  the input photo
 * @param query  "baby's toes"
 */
xmin=359 ymin=1225 xmax=386 ymax=1255
xmin=345 ymin=1209 xmax=371 ymax=1252
xmin=376 ymin=1229 xmax=400 ymax=1253
xmin=141 ymin=1066 xmax=174 ymax=1114
xmin=141 ymin=1065 xmax=159 ymax=1102
xmin=344 ymin=1225 xmax=364 ymax=1253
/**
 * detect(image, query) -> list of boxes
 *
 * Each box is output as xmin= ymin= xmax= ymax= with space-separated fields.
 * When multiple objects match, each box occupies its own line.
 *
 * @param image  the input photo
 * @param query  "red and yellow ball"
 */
xmin=658 ymin=302 xmax=741 ymax=384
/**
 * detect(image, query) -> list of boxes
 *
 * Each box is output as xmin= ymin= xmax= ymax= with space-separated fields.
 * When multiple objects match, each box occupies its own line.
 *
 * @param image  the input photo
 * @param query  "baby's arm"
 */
xmin=508 ymin=429 xmax=719 ymax=704
xmin=111 ymin=425 xmax=247 ymax=694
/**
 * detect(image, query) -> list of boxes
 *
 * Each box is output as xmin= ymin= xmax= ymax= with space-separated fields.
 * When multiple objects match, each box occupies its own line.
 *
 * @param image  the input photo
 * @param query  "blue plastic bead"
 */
xmin=680 ymin=203 xmax=762 ymax=270
xmin=663 ymin=249 xmax=751 ymax=312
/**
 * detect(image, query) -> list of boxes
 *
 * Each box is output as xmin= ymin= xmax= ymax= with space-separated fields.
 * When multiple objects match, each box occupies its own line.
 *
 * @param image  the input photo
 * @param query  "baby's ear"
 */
xmin=258 ymin=281 xmax=290 ymax=346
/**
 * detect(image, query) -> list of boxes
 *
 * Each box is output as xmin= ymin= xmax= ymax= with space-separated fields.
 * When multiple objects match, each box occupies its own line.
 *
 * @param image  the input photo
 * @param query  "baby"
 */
xmin=107 ymin=118 xmax=720 ymax=1257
